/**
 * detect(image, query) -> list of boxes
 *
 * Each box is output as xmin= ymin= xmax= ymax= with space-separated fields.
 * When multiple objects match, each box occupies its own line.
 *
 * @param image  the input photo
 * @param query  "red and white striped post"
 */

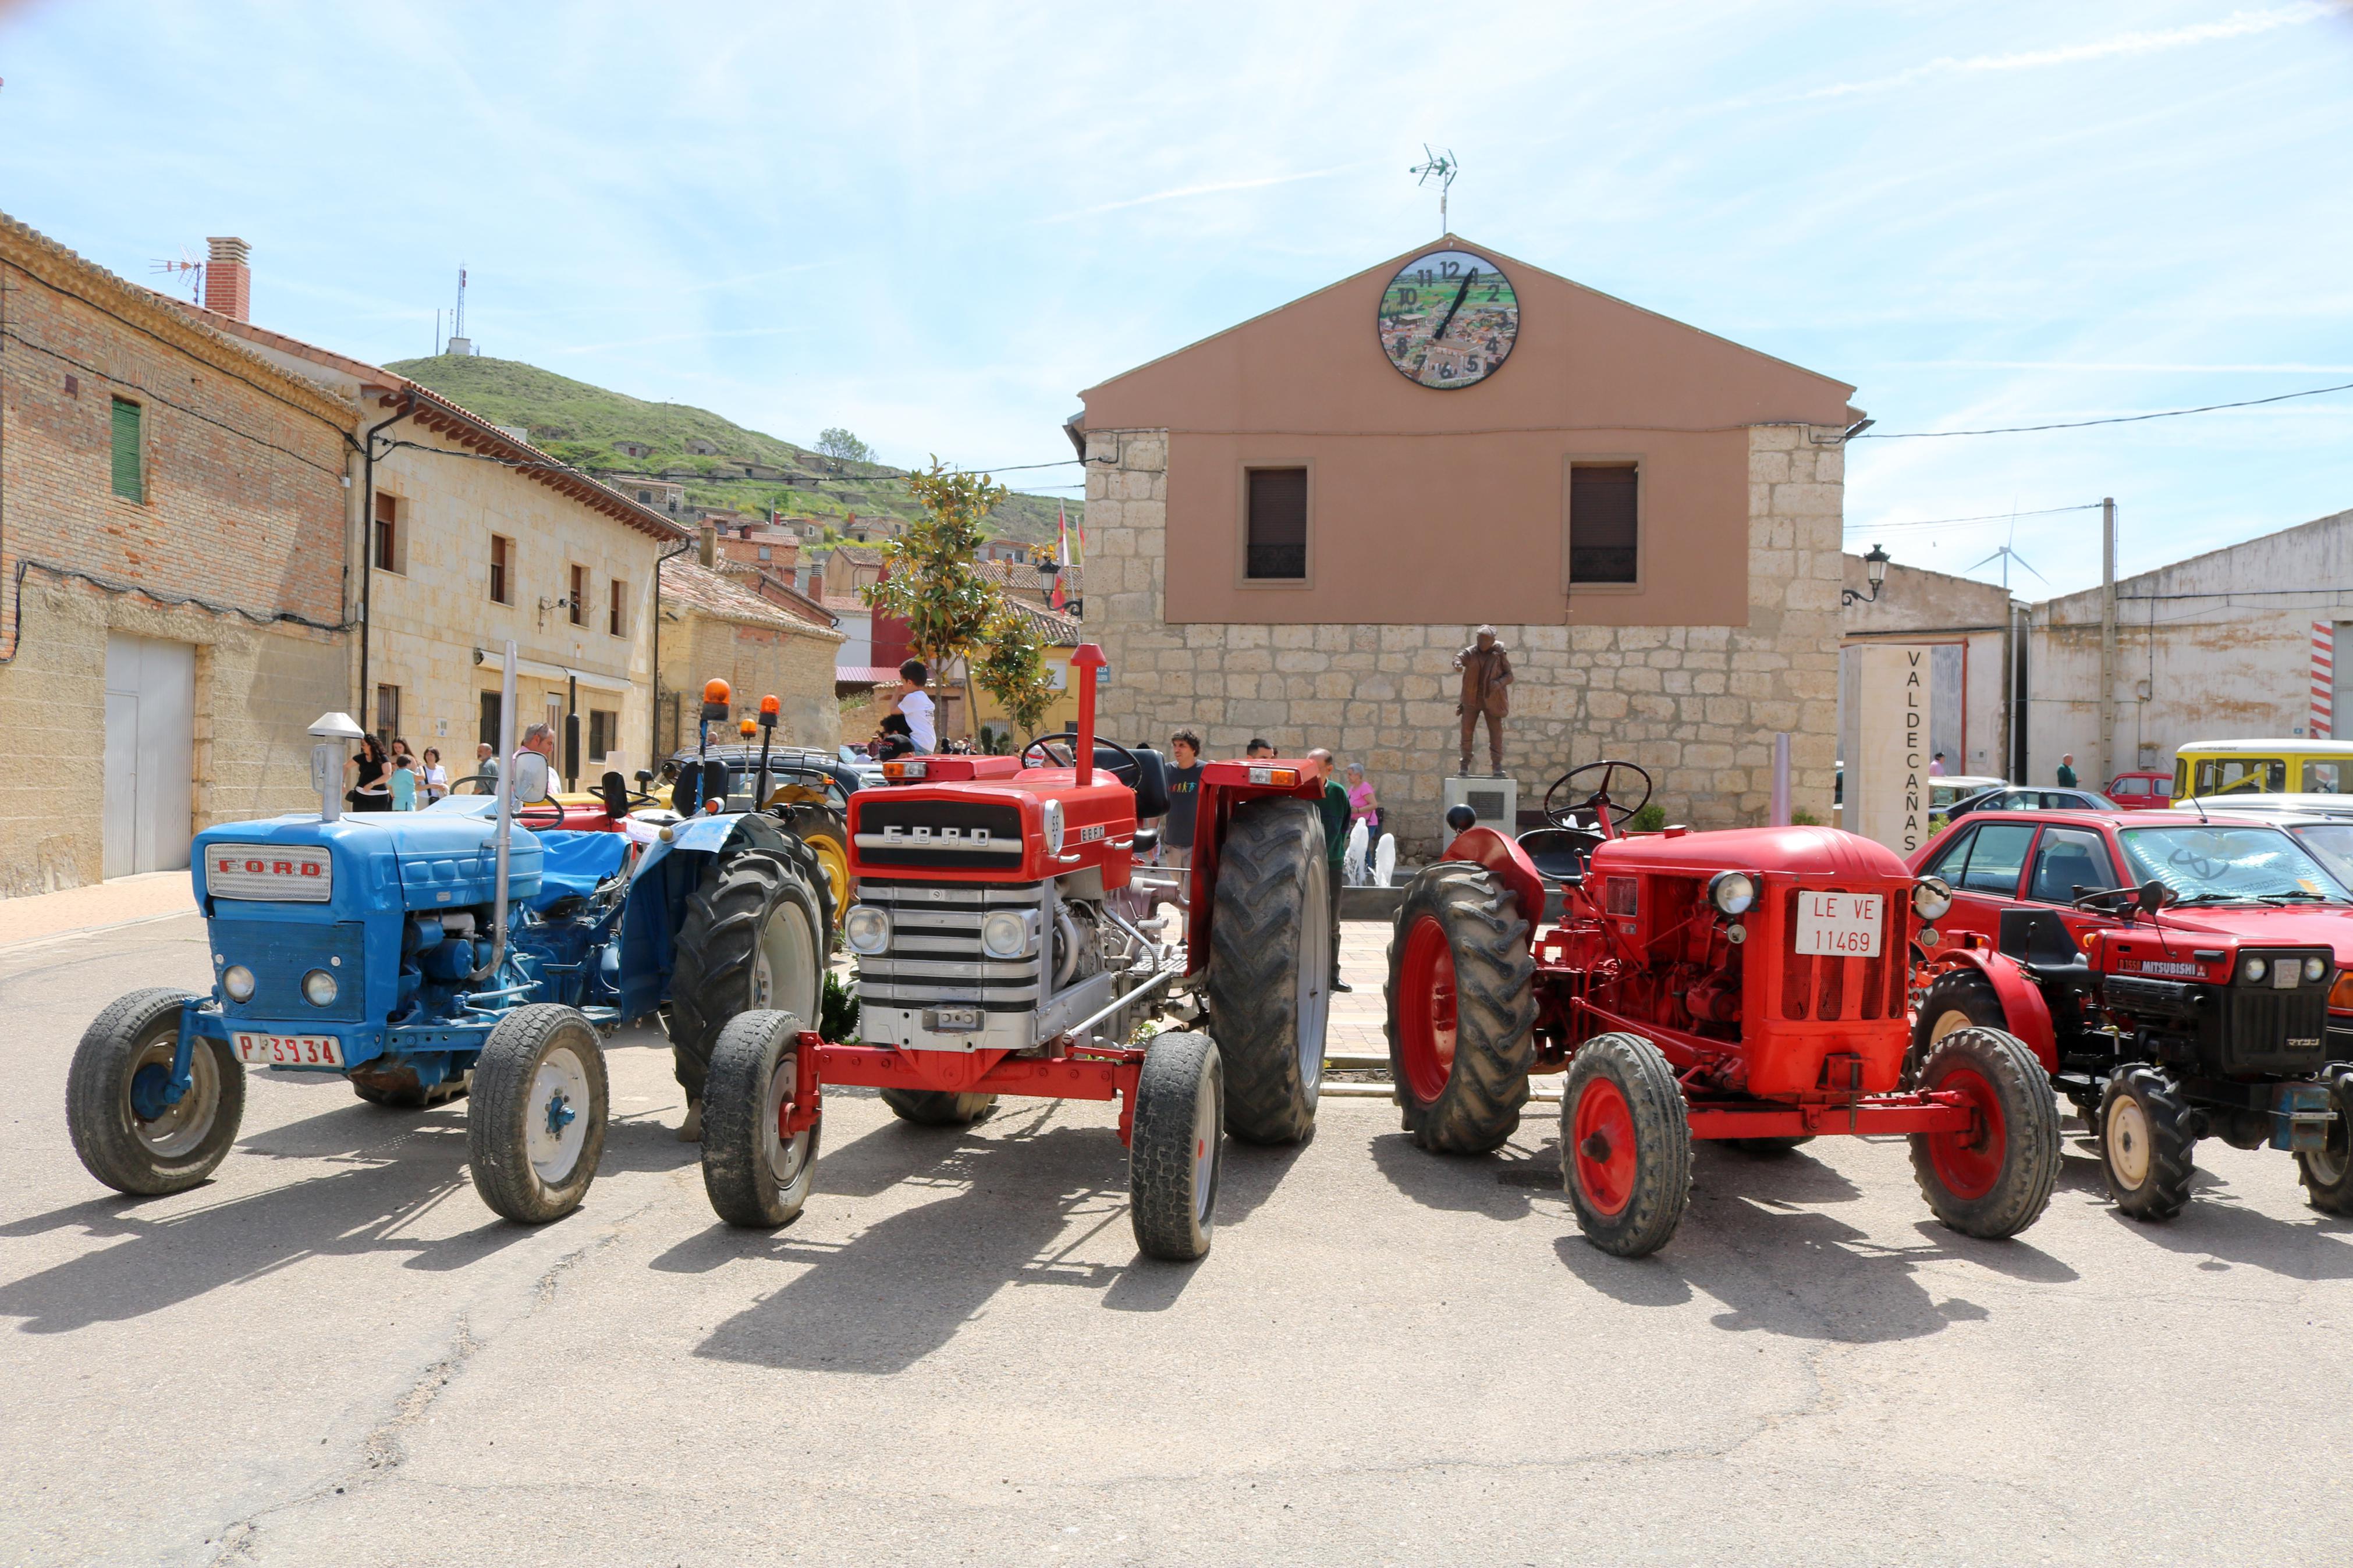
xmin=2312 ymin=621 xmax=2334 ymax=739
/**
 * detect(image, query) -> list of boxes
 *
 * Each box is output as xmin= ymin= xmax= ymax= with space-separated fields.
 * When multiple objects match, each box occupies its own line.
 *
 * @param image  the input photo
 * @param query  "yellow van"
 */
xmin=2173 ymin=738 xmax=2353 ymax=801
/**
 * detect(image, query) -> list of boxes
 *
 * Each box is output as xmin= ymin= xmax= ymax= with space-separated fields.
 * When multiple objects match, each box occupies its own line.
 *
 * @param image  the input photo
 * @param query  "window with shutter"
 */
xmin=372 ymin=492 xmax=402 ymax=573
xmin=489 ymin=535 xmax=513 ymax=604
xmin=608 ymin=578 xmax=627 ymax=637
xmin=1244 ymin=467 xmax=1307 ymax=581
xmin=1569 ymin=464 xmax=1639 ymax=585
xmin=110 ymin=399 xmax=144 ymax=502
xmin=569 ymin=564 xmax=588 ymax=626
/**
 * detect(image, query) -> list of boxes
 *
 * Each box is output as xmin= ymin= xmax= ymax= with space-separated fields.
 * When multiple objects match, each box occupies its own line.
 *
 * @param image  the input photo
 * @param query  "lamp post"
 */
xmin=1843 ymin=544 xmax=1891 ymax=607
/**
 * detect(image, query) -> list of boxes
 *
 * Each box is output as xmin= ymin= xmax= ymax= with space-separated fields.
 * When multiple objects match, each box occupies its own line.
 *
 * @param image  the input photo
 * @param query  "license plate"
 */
xmin=233 ymin=1032 xmax=345 ymax=1068
xmin=1794 ymin=892 xmax=1883 ymax=958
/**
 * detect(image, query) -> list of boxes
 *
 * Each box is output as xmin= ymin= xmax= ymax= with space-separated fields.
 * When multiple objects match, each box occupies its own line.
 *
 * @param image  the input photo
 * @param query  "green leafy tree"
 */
xmin=864 ymin=460 xmax=1037 ymax=739
xmin=973 ymin=602 xmax=1057 ymax=741
xmin=816 ymin=427 xmax=873 ymax=464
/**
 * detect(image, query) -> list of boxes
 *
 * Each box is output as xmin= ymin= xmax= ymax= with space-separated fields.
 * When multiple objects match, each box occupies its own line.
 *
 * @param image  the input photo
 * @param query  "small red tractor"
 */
xmin=697 ymin=644 xmax=1336 ymax=1260
xmin=1386 ymin=762 xmax=2063 ymax=1256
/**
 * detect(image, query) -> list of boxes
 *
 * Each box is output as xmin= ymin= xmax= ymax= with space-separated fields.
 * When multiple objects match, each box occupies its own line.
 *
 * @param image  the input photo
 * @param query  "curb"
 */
xmin=0 ymin=907 xmax=199 ymax=957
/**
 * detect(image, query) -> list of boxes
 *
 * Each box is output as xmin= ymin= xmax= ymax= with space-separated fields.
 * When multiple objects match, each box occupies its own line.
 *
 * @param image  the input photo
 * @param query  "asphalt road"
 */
xmin=3 ymin=913 xmax=2349 ymax=1566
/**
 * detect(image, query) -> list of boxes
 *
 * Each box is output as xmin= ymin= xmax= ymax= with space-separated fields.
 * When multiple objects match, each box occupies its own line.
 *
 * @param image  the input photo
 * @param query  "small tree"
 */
xmin=816 ymin=428 xmax=873 ymax=464
xmin=864 ymin=460 xmax=1030 ymax=739
xmin=973 ymin=602 xmax=1058 ymax=741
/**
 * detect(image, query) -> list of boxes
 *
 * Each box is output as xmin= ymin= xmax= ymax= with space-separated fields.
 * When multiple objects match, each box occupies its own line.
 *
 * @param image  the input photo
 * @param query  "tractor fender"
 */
xmin=1440 ymin=826 xmax=1545 ymax=950
xmin=613 ymin=812 xmax=797 ymax=1021
xmin=1926 ymin=946 xmax=2058 ymax=1071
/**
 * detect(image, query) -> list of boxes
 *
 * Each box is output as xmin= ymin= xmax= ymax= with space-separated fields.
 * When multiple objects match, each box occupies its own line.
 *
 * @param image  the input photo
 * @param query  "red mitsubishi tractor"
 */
xmin=697 ymin=644 xmax=1336 ymax=1260
xmin=1386 ymin=762 xmax=2063 ymax=1257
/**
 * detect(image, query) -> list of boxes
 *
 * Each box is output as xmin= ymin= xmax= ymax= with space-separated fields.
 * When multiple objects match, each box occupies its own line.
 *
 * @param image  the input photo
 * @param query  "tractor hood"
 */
xmin=192 ymin=813 xmax=544 ymax=913
xmin=1591 ymin=826 xmax=1914 ymax=882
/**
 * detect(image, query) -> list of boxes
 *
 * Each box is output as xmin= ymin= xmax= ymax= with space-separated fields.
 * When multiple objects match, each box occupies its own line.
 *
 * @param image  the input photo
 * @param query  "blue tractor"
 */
xmin=65 ymin=665 xmax=832 ymax=1223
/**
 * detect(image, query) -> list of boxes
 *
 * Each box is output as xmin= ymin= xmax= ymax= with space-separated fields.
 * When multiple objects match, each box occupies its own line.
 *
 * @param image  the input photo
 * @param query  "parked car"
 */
xmin=2166 ymin=792 xmax=2353 ymax=822
xmin=2174 ymin=738 xmax=2353 ymax=803
xmin=1908 ymin=808 xmax=2353 ymax=1061
xmin=2103 ymin=770 xmax=2176 ymax=811
xmin=1931 ymin=774 xmax=2007 ymax=816
xmin=1944 ymin=785 xmax=2120 ymax=820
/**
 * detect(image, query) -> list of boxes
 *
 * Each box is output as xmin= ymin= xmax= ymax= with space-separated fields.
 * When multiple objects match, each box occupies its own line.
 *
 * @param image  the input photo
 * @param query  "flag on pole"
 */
xmin=1051 ymin=503 xmax=1071 ymax=609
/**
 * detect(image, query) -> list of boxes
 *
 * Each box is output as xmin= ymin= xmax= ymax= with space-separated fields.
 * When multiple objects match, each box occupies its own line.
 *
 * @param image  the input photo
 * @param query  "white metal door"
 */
xmin=102 ymin=633 xmax=197 ymax=877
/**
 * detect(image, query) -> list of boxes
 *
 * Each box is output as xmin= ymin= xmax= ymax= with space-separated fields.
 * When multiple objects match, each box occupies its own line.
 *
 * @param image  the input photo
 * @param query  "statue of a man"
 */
xmin=1452 ymin=624 xmax=1513 ymax=777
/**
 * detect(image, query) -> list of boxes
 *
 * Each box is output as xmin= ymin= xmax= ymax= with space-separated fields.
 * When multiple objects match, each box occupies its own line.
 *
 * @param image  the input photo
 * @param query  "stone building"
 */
xmin=1070 ymin=234 xmax=1858 ymax=849
xmin=0 ymin=214 xmax=352 ymax=893
xmin=170 ymin=297 xmax=687 ymax=790
xmin=1840 ymin=559 xmax=2015 ymax=783
xmin=656 ymin=547 xmax=844 ymax=754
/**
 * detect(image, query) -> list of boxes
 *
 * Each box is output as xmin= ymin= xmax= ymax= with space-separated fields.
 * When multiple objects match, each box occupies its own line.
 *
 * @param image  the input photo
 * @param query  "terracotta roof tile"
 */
xmin=662 ymin=560 xmax=844 ymax=639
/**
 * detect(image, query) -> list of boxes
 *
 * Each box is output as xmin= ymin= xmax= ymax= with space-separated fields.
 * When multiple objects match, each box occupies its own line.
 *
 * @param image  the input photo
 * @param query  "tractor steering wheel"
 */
xmin=516 ymin=798 xmax=569 ymax=831
xmin=2071 ymin=885 xmax=2139 ymax=913
xmin=1543 ymin=759 xmax=1654 ymax=831
xmin=1021 ymin=732 xmax=1143 ymax=779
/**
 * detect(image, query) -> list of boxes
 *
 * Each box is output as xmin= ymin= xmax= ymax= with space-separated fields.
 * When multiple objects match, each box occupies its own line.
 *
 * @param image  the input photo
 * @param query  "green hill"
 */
xmin=385 ymin=354 xmax=1079 ymax=543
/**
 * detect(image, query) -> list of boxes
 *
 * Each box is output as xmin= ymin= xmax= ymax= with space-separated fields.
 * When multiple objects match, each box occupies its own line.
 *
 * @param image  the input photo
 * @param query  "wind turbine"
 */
xmin=1967 ymin=508 xmax=2049 ymax=593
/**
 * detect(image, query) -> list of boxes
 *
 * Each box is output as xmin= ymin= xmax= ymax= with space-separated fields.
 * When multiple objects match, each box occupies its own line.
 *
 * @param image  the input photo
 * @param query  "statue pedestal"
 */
xmin=1442 ymin=774 xmax=1518 ymax=838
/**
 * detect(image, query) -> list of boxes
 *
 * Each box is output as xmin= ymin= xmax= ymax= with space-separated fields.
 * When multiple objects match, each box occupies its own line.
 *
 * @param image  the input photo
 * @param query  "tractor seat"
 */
xmin=1131 ymin=826 xmax=1161 ymax=858
xmin=1997 ymin=908 xmax=2092 ymax=987
xmin=1517 ymin=826 xmax=1603 ymax=887
xmin=530 ymin=830 xmax=632 ymax=913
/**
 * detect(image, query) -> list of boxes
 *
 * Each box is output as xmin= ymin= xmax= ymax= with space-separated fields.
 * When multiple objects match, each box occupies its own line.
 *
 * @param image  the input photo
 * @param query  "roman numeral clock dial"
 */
xmin=1378 ymin=247 xmax=1519 ymax=389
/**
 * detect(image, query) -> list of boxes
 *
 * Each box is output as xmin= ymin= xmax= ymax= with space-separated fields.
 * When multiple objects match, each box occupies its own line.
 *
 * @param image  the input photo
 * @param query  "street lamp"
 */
xmin=1843 ymin=543 xmax=1891 ymax=607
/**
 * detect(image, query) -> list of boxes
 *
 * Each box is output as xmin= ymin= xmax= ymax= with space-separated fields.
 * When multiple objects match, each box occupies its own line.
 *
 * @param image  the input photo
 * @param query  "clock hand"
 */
xmin=1430 ymin=270 xmax=1476 ymax=342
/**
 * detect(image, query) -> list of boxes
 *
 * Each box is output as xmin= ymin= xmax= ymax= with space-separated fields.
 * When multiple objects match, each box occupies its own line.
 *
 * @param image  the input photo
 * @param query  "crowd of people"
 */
xmin=345 ymin=730 xmax=552 ymax=812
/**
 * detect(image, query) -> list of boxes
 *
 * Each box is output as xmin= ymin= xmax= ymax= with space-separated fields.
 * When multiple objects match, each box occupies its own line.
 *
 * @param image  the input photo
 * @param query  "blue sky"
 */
xmin=2 ymin=1 xmax=2348 ymax=596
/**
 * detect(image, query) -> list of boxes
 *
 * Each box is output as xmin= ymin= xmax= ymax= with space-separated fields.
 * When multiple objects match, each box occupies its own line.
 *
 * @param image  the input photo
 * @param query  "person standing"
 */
xmin=2057 ymin=753 xmax=2078 ymax=789
xmin=1452 ymin=624 xmax=1513 ymax=777
xmin=1245 ymin=738 xmax=1275 ymax=760
xmin=388 ymin=752 xmax=419 ymax=812
xmin=1162 ymin=730 xmax=1204 ymax=872
xmin=1344 ymin=762 xmax=1380 ymax=854
xmin=475 ymin=742 xmax=499 ymax=788
xmin=1929 ymin=752 xmax=1947 ymax=777
xmin=347 ymin=735 xmax=391 ymax=812
xmin=421 ymin=748 xmax=449 ymax=803
xmin=1309 ymin=749 xmax=1351 ymax=993
xmin=895 ymin=659 xmax=937 ymax=753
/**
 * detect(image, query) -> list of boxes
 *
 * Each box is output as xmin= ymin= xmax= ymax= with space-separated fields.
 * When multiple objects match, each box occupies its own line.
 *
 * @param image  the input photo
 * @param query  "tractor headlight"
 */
xmin=301 ymin=969 xmax=338 ymax=1007
xmin=1912 ymin=876 xmax=1953 ymax=921
xmin=222 ymin=965 xmax=256 ymax=1003
xmin=1041 ymin=799 xmax=1066 ymax=855
xmin=844 ymin=905 xmax=891 ymax=955
xmin=2305 ymin=955 xmax=2328 ymax=983
xmin=1707 ymin=871 xmax=1756 ymax=917
xmin=2242 ymin=956 xmax=2269 ymax=984
xmin=981 ymin=910 xmax=1031 ymax=958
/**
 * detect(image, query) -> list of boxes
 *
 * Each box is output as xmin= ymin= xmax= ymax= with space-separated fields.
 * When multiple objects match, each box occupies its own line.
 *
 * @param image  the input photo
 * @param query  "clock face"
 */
xmin=1378 ymin=248 xmax=1518 ymax=389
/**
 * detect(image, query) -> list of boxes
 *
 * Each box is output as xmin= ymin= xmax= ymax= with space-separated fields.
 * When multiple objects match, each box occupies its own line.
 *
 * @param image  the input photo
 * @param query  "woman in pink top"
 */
xmin=1344 ymin=762 xmax=1379 ymax=845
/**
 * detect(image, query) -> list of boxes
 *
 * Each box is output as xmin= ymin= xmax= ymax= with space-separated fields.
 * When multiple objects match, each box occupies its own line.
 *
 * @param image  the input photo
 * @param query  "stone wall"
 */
xmin=1084 ymin=425 xmax=1844 ymax=856
xmin=658 ymin=610 xmax=844 ymax=756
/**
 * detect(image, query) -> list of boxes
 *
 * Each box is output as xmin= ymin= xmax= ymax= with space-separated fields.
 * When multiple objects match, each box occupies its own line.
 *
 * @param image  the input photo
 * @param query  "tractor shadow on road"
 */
xmin=2054 ymin=1147 xmax=2353 ymax=1278
xmin=0 ymin=1117 xmax=537 ymax=1334
xmin=668 ymin=1103 xmax=1308 ymax=1374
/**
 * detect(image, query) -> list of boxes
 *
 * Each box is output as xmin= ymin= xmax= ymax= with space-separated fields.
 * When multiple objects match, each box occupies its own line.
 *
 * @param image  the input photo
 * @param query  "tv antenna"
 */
xmin=1410 ymin=145 xmax=1459 ymax=233
xmin=148 ymin=246 xmax=204 ymax=303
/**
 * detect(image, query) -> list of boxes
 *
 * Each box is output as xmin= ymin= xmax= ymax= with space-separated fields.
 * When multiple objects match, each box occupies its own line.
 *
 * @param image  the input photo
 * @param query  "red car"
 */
xmin=2103 ymin=771 xmax=2177 ymax=812
xmin=1908 ymin=809 xmax=2353 ymax=1026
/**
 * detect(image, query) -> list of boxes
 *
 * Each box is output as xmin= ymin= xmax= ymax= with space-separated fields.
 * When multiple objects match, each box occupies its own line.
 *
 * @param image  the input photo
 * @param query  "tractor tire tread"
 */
xmin=2102 ymin=1062 xmax=2198 ymax=1221
xmin=701 ymin=1009 xmax=819 ymax=1228
xmin=1561 ymin=1032 xmax=1691 ymax=1257
xmin=1129 ymin=1030 xmax=1222 ymax=1261
xmin=466 ymin=1004 xmax=608 ymax=1224
xmin=1908 ymin=1026 xmax=2062 ymax=1239
xmin=2295 ymin=1068 xmax=2353 ymax=1215
xmin=879 ymin=1089 xmax=999 ymax=1126
xmin=1207 ymin=797 xmax=1327 ymax=1146
xmin=1905 ymin=968 xmax=2007 ymax=1090
xmin=66 ymin=987 xmax=241 ymax=1196
xmin=1384 ymin=862 xmax=1538 ymax=1154
xmin=667 ymin=838 xmax=830 ymax=1102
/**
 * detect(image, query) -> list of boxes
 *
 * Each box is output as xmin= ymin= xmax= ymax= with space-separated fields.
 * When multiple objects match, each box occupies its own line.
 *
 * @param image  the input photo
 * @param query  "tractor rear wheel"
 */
xmin=880 ymin=1088 xmax=999 ymax=1127
xmin=2101 ymin=1062 xmax=2197 ymax=1221
xmin=772 ymin=802 xmax=849 ymax=930
xmin=1561 ymin=1032 xmax=1691 ymax=1257
xmin=66 ymin=989 xmax=243 ymax=1196
xmin=1385 ymin=863 xmax=1537 ymax=1154
xmin=467 ymin=1004 xmax=609 ymax=1224
xmin=1905 ymin=968 xmax=2010 ymax=1089
xmin=668 ymin=841 xmax=831 ymax=1105
xmin=701 ymin=1010 xmax=821 ymax=1228
xmin=2296 ymin=1069 xmax=2353 ymax=1215
xmin=1909 ymin=1026 xmax=2061 ymax=1239
xmin=1205 ymin=797 xmax=1329 ymax=1144
xmin=1129 ymin=1030 xmax=1225 ymax=1261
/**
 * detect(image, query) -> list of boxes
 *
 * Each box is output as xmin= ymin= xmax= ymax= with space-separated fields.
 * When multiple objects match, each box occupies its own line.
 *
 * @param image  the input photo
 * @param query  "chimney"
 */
xmin=203 ymin=236 xmax=251 ymax=321
xmin=698 ymin=520 xmax=716 ymax=568
xmin=793 ymin=562 xmax=811 ymax=596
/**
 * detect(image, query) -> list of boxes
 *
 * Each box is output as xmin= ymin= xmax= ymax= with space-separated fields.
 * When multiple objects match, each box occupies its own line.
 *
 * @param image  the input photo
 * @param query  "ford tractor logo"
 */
xmin=205 ymin=844 xmax=334 ymax=902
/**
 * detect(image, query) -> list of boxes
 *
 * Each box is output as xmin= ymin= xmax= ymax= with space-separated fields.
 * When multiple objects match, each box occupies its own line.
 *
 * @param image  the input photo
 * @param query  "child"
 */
xmin=894 ymin=659 xmax=936 ymax=753
xmin=388 ymin=751 xmax=420 ymax=812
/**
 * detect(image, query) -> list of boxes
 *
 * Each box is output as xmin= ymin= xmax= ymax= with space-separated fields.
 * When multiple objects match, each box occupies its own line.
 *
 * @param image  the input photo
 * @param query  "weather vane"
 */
xmin=1410 ymin=145 xmax=1459 ymax=233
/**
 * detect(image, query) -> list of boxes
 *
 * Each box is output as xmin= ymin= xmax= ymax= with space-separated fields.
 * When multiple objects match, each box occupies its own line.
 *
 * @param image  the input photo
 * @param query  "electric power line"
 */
xmin=1844 ymin=503 xmax=2103 ymax=535
xmin=1852 ymin=380 xmax=2353 ymax=439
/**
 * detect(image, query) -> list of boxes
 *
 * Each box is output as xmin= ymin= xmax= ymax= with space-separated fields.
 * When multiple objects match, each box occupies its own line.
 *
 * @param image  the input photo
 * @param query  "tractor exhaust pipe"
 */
xmin=1071 ymin=642 xmax=1106 ymax=787
xmin=469 ymin=642 xmax=520 ymax=984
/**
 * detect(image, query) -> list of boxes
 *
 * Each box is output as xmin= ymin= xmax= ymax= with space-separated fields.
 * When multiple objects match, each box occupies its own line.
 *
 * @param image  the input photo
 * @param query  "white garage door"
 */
xmin=102 ymin=633 xmax=196 ymax=878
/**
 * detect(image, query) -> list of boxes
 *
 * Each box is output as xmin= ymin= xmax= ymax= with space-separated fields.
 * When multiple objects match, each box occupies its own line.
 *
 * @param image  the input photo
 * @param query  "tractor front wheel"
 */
xmin=1561 ymin=1033 xmax=1691 ymax=1257
xmin=1206 ymin=797 xmax=1329 ymax=1144
xmin=1128 ymin=1030 xmax=1224 ymax=1261
xmin=2295 ymin=1069 xmax=2353 ymax=1215
xmin=1909 ymin=1026 xmax=2061 ymax=1239
xmin=668 ymin=841 xmax=831 ymax=1106
xmin=66 ymin=989 xmax=243 ymax=1196
xmin=467 ymin=1005 xmax=609 ymax=1224
xmin=1385 ymin=863 xmax=1537 ymax=1154
xmin=700 ymin=1010 xmax=821 ymax=1228
xmin=1905 ymin=968 xmax=2010 ymax=1089
xmin=2101 ymin=1063 xmax=2197 ymax=1221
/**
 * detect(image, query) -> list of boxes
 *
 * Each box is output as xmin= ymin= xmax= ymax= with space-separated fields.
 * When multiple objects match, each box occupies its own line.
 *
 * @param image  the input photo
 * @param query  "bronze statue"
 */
xmin=1453 ymin=624 xmax=1512 ymax=777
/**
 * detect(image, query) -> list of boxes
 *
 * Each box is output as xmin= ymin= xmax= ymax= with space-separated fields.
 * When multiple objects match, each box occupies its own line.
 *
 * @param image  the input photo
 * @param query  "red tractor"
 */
xmin=696 ymin=645 xmax=1336 ymax=1260
xmin=1386 ymin=762 xmax=2063 ymax=1257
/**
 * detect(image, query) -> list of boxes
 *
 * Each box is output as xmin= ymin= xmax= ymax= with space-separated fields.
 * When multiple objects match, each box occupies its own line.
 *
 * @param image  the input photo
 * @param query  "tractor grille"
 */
xmin=853 ymin=799 xmax=1026 ymax=870
xmin=853 ymin=880 xmax=1045 ymax=1015
xmin=1778 ymin=887 xmax=1905 ymax=1022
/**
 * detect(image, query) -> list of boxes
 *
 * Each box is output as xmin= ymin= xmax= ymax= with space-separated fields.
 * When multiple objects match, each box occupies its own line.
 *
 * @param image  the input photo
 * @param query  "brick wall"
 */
xmin=0 ymin=223 xmax=353 ymax=893
xmin=1084 ymin=424 xmax=1845 ymax=856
